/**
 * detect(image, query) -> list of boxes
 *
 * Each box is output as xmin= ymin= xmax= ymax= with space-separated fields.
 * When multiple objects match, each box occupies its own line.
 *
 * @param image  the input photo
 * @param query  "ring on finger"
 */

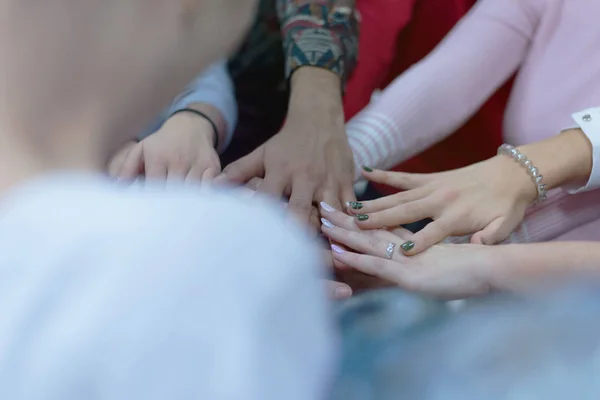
xmin=385 ymin=242 xmax=396 ymax=259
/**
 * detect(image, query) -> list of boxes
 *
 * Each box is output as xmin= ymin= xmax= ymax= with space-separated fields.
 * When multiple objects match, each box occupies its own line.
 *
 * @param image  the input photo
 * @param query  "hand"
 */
xmin=244 ymin=177 xmax=322 ymax=234
xmin=319 ymin=204 xmax=493 ymax=299
xmin=348 ymin=156 xmax=538 ymax=254
xmin=216 ymin=67 xmax=356 ymax=223
xmin=218 ymin=121 xmax=355 ymax=221
xmin=110 ymin=111 xmax=221 ymax=182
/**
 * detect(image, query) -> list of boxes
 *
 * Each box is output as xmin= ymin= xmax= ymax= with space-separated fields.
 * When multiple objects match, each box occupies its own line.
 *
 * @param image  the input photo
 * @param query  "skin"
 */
xmin=243 ymin=177 xmax=353 ymax=299
xmin=216 ymin=66 xmax=357 ymax=224
xmin=108 ymin=103 xmax=223 ymax=183
xmin=320 ymin=202 xmax=600 ymax=299
xmin=347 ymin=129 xmax=593 ymax=254
xmin=0 ymin=0 xmax=257 ymax=194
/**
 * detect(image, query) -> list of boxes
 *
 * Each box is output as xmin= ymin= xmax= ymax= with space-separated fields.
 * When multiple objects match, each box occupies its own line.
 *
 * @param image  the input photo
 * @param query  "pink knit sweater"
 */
xmin=347 ymin=0 xmax=600 ymax=243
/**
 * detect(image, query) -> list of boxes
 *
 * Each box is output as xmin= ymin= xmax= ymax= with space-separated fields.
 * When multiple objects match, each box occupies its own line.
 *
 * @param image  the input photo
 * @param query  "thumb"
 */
xmin=471 ymin=216 xmax=515 ymax=245
xmin=399 ymin=219 xmax=449 ymax=255
xmin=118 ymin=143 xmax=144 ymax=181
xmin=362 ymin=168 xmax=427 ymax=190
xmin=215 ymin=147 xmax=264 ymax=184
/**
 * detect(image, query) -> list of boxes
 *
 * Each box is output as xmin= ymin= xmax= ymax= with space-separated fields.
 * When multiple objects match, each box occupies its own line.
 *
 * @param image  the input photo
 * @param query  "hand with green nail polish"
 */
xmin=348 ymin=157 xmax=537 ymax=255
xmin=320 ymin=201 xmax=494 ymax=299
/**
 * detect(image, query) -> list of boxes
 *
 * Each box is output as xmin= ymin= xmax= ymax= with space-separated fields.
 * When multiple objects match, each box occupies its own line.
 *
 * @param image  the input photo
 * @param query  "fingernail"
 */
xmin=335 ymin=286 xmax=352 ymax=298
xmin=321 ymin=218 xmax=335 ymax=229
xmin=331 ymin=244 xmax=345 ymax=254
xmin=349 ymin=201 xmax=363 ymax=210
xmin=320 ymin=202 xmax=335 ymax=212
xmin=362 ymin=166 xmax=373 ymax=172
xmin=356 ymin=214 xmax=369 ymax=221
xmin=400 ymin=241 xmax=415 ymax=252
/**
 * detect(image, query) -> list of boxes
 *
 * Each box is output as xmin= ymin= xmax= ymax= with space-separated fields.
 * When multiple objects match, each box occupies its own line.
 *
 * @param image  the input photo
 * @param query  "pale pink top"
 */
xmin=347 ymin=0 xmax=600 ymax=243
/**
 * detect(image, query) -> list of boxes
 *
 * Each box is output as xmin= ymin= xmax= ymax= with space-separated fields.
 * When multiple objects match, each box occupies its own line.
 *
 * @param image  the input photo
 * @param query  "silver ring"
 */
xmin=385 ymin=242 xmax=396 ymax=259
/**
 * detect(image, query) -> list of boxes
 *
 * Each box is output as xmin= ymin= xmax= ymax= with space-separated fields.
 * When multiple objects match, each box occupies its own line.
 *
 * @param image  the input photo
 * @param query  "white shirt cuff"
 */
xmin=567 ymin=107 xmax=600 ymax=194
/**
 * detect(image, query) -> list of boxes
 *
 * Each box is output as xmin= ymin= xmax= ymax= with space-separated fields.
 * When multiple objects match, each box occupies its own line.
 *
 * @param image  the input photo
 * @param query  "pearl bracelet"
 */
xmin=497 ymin=144 xmax=548 ymax=203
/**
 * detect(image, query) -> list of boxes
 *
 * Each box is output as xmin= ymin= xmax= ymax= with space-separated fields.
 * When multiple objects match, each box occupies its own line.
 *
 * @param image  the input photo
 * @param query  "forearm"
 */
xmin=484 ymin=242 xmax=600 ymax=292
xmin=516 ymin=129 xmax=592 ymax=192
xmin=287 ymin=67 xmax=344 ymax=128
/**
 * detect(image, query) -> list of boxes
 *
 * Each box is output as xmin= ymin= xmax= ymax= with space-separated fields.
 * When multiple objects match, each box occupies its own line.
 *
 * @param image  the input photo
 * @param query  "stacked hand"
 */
xmin=243 ymin=177 xmax=353 ymax=300
xmin=108 ymin=112 xmax=220 ymax=182
xmin=347 ymin=156 xmax=537 ymax=254
xmin=320 ymin=202 xmax=493 ymax=299
xmin=216 ymin=118 xmax=356 ymax=222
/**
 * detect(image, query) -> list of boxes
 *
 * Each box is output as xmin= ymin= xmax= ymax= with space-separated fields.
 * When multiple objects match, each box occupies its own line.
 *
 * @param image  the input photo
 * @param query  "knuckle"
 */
xmin=304 ymin=166 xmax=324 ymax=183
xmin=367 ymin=235 xmax=382 ymax=249
xmin=289 ymin=201 xmax=312 ymax=214
xmin=439 ymin=187 xmax=461 ymax=203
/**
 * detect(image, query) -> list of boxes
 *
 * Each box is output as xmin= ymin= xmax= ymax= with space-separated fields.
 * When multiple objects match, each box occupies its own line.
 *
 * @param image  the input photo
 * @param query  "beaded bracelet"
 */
xmin=497 ymin=144 xmax=548 ymax=202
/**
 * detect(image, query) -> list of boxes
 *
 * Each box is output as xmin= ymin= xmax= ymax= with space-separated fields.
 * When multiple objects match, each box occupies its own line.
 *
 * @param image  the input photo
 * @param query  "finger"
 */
xmin=215 ymin=147 xmax=264 ymax=184
xmin=400 ymin=219 xmax=451 ymax=255
xmin=325 ymin=280 xmax=353 ymax=300
xmin=118 ymin=144 xmax=144 ymax=181
xmin=319 ymin=201 xmax=360 ymax=231
xmin=321 ymin=248 xmax=350 ymax=270
xmin=471 ymin=216 xmax=514 ymax=245
xmin=287 ymin=178 xmax=316 ymax=223
xmin=145 ymin=160 xmax=168 ymax=181
xmin=108 ymin=142 xmax=136 ymax=177
xmin=308 ymin=206 xmax=321 ymax=233
xmin=319 ymin=187 xmax=343 ymax=214
xmin=323 ymin=224 xmax=399 ymax=260
xmin=354 ymin=199 xmax=433 ymax=229
xmin=362 ymin=168 xmax=431 ymax=190
xmin=201 ymin=167 xmax=218 ymax=182
xmin=166 ymin=163 xmax=190 ymax=183
xmin=341 ymin=184 xmax=357 ymax=214
xmin=330 ymin=247 xmax=405 ymax=286
xmin=184 ymin=165 xmax=207 ymax=184
xmin=256 ymin=172 xmax=287 ymax=199
xmin=245 ymin=177 xmax=263 ymax=191
xmin=346 ymin=187 xmax=429 ymax=215
xmin=388 ymin=226 xmax=416 ymax=242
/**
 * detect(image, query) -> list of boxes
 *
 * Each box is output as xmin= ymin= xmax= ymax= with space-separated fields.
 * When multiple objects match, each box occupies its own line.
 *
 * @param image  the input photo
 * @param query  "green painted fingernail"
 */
xmin=356 ymin=214 xmax=369 ymax=221
xmin=400 ymin=241 xmax=415 ymax=252
xmin=362 ymin=165 xmax=373 ymax=172
xmin=350 ymin=201 xmax=363 ymax=210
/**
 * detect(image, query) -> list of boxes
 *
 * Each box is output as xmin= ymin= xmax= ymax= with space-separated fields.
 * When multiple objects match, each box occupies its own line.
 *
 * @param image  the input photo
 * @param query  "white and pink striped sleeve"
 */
xmin=347 ymin=0 xmax=539 ymax=180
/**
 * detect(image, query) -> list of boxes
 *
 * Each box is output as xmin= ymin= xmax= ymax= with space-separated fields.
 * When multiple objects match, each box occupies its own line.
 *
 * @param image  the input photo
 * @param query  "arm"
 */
xmin=277 ymin=0 xmax=359 ymax=120
xmin=447 ymin=109 xmax=600 ymax=245
xmin=485 ymin=242 xmax=600 ymax=293
xmin=348 ymin=0 xmax=540 ymax=180
xmin=167 ymin=60 xmax=237 ymax=153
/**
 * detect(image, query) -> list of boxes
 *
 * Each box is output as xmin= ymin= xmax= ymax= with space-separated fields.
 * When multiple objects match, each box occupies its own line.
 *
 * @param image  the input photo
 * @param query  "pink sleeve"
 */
xmin=446 ymin=189 xmax=600 ymax=244
xmin=348 ymin=0 xmax=541 ymax=179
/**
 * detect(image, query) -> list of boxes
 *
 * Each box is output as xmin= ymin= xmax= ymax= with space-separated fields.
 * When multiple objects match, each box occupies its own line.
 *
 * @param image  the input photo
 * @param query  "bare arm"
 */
xmin=486 ymin=241 xmax=600 ymax=292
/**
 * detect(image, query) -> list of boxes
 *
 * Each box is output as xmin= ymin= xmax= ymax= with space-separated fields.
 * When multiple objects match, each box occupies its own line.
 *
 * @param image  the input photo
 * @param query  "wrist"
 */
xmin=167 ymin=111 xmax=216 ymax=146
xmin=488 ymin=154 xmax=539 ymax=205
xmin=288 ymin=67 xmax=344 ymax=122
xmin=517 ymin=129 xmax=592 ymax=190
